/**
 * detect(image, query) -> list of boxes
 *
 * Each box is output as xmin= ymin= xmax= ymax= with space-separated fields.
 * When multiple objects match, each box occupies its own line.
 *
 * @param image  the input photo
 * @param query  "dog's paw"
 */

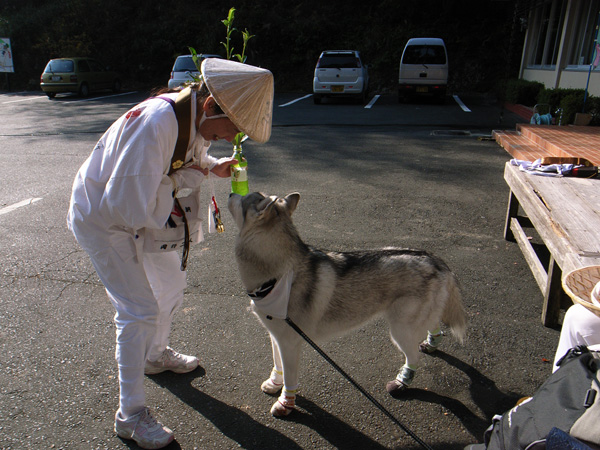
xmin=419 ymin=340 xmax=438 ymax=354
xmin=261 ymin=378 xmax=283 ymax=395
xmin=271 ymin=399 xmax=295 ymax=417
xmin=386 ymin=379 xmax=408 ymax=398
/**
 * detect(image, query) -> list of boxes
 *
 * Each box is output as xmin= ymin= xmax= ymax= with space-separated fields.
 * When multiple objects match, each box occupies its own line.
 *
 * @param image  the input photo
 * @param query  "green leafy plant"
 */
xmin=220 ymin=7 xmax=254 ymax=145
xmin=221 ymin=7 xmax=254 ymax=63
xmin=188 ymin=8 xmax=254 ymax=144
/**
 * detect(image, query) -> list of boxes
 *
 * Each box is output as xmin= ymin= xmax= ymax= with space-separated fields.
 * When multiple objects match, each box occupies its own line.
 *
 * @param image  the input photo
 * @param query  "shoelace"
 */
xmin=165 ymin=348 xmax=185 ymax=362
xmin=142 ymin=409 xmax=159 ymax=429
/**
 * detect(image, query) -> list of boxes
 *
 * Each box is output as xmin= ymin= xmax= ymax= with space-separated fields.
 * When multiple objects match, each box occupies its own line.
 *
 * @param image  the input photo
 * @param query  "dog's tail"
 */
xmin=442 ymin=274 xmax=467 ymax=344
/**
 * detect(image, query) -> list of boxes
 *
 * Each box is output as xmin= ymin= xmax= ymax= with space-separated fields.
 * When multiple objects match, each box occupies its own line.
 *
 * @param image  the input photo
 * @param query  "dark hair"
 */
xmin=150 ymin=82 xmax=224 ymax=115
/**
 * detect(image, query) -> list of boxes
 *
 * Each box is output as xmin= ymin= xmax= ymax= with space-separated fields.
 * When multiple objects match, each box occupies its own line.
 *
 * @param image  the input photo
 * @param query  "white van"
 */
xmin=398 ymin=38 xmax=448 ymax=102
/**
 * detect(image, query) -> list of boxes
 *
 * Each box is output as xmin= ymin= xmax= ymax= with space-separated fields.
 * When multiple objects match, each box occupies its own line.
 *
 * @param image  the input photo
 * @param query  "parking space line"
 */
xmin=0 ymin=198 xmax=42 ymax=216
xmin=63 ymin=91 xmax=138 ymax=103
xmin=2 ymin=96 xmax=47 ymax=104
xmin=364 ymin=95 xmax=380 ymax=109
xmin=453 ymin=94 xmax=471 ymax=112
xmin=279 ymin=94 xmax=313 ymax=107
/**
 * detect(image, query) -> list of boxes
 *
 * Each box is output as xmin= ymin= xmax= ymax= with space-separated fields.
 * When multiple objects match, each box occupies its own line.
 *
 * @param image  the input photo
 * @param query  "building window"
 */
xmin=567 ymin=0 xmax=600 ymax=69
xmin=529 ymin=0 xmax=567 ymax=68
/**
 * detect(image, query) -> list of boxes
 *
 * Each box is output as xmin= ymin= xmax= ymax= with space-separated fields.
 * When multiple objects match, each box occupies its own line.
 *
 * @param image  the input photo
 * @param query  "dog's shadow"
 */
xmin=149 ymin=367 xmax=387 ymax=450
xmin=280 ymin=395 xmax=390 ymax=449
xmin=401 ymin=350 xmax=522 ymax=438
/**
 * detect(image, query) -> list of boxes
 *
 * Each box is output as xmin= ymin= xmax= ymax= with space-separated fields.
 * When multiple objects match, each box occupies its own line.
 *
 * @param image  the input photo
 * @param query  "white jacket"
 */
xmin=67 ymin=92 xmax=217 ymax=261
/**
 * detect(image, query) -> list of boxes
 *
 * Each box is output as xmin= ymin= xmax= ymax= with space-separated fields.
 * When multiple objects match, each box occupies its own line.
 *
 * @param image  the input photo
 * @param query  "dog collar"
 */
xmin=248 ymin=279 xmax=277 ymax=299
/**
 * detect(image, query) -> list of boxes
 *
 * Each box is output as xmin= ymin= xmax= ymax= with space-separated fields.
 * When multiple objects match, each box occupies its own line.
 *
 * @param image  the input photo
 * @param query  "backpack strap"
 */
xmin=157 ymin=86 xmax=193 ymax=175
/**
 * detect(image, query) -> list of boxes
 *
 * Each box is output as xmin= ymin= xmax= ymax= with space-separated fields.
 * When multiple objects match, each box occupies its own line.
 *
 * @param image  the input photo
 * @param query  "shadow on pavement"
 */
xmin=149 ymin=367 xmax=302 ymax=449
xmin=149 ymin=366 xmax=390 ymax=449
xmin=402 ymin=350 xmax=522 ymax=439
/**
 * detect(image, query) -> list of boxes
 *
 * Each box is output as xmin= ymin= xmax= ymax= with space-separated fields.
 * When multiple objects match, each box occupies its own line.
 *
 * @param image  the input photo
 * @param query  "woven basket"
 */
xmin=562 ymin=266 xmax=600 ymax=317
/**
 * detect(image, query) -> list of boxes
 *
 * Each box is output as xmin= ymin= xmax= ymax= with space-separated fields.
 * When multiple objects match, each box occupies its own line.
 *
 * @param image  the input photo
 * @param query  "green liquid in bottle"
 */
xmin=231 ymin=144 xmax=249 ymax=195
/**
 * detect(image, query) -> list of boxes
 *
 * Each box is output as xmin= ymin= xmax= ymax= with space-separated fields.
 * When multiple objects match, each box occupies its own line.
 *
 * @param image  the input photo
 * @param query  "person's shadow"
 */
xmin=147 ymin=367 xmax=388 ymax=450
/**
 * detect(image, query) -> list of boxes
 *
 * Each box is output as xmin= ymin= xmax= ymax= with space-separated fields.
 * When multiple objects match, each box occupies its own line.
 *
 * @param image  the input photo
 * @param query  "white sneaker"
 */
xmin=144 ymin=347 xmax=199 ymax=375
xmin=115 ymin=407 xmax=174 ymax=449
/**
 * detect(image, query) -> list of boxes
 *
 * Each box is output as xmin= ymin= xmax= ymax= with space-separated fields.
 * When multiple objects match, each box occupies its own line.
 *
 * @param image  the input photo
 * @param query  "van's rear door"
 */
xmin=316 ymin=52 xmax=361 ymax=83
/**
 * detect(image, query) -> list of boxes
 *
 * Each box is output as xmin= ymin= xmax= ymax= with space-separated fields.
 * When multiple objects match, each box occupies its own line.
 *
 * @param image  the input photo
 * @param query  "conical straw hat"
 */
xmin=202 ymin=58 xmax=274 ymax=143
xmin=562 ymin=266 xmax=600 ymax=317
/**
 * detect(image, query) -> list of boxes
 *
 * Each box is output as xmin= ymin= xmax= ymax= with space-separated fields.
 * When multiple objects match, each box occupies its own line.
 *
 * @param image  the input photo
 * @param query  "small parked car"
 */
xmin=40 ymin=57 xmax=121 ymax=98
xmin=398 ymin=38 xmax=448 ymax=103
xmin=312 ymin=50 xmax=369 ymax=104
xmin=167 ymin=54 xmax=222 ymax=89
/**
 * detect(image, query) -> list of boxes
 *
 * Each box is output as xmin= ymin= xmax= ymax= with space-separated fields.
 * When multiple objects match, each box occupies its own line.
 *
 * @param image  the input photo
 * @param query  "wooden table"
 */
xmin=504 ymin=162 xmax=600 ymax=327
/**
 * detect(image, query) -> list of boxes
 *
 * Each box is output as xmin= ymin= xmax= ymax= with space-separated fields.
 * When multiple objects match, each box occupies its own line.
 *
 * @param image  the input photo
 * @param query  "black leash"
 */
xmin=284 ymin=317 xmax=434 ymax=450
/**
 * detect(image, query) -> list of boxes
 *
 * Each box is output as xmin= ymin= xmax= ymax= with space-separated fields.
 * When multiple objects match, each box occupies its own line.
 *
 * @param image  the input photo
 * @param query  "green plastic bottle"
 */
xmin=231 ymin=144 xmax=249 ymax=195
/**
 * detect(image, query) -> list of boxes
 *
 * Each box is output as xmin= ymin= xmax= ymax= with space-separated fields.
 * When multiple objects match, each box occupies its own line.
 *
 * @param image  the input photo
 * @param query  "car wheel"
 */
xmin=397 ymin=89 xmax=405 ymax=103
xmin=113 ymin=79 xmax=121 ymax=93
xmin=313 ymin=94 xmax=322 ymax=105
xmin=46 ymin=92 xmax=56 ymax=99
xmin=78 ymin=83 xmax=90 ymax=98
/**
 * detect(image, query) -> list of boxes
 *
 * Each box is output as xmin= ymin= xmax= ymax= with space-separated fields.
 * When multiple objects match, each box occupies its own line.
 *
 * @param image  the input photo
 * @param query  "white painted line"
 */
xmin=0 ymin=198 xmax=43 ymax=216
xmin=364 ymin=94 xmax=380 ymax=109
xmin=2 ymin=96 xmax=47 ymax=104
xmin=279 ymin=94 xmax=313 ymax=107
xmin=64 ymin=91 xmax=138 ymax=103
xmin=453 ymin=94 xmax=471 ymax=112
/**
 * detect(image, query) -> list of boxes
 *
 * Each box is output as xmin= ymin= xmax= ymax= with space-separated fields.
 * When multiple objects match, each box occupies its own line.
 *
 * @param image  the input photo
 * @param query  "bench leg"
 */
xmin=542 ymin=257 xmax=563 ymax=327
xmin=504 ymin=191 xmax=519 ymax=242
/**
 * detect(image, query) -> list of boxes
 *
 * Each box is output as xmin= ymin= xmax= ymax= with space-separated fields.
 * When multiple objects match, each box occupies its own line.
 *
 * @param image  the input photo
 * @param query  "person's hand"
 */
xmin=210 ymin=157 xmax=239 ymax=178
xmin=188 ymin=165 xmax=209 ymax=176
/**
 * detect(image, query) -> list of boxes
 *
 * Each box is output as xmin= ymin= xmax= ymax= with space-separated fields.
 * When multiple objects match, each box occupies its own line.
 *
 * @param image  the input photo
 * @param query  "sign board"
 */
xmin=0 ymin=38 xmax=14 ymax=73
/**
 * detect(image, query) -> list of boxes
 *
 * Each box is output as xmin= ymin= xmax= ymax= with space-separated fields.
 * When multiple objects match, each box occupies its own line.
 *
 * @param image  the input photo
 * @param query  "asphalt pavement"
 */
xmin=0 ymin=90 xmax=558 ymax=449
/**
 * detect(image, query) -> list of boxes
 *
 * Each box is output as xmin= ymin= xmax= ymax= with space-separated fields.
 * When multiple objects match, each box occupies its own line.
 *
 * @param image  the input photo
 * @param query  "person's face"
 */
xmin=197 ymin=96 xmax=240 ymax=142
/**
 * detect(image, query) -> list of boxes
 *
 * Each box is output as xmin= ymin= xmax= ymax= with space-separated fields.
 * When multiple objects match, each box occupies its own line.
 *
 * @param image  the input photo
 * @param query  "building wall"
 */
xmin=523 ymin=68 xmax=600 ymax=96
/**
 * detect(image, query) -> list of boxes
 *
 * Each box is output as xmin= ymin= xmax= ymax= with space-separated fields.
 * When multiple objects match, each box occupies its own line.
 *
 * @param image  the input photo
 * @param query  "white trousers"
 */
xmin=88 ymin=247 xmax=187 ymax=416
xmin=553 ymin=304 xmax=600 ymax=372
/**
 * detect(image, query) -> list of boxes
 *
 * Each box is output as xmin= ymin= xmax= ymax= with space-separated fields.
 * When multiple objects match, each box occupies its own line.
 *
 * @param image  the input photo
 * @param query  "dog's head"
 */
xmin=228 ymin=192 xmax=300 ymax=234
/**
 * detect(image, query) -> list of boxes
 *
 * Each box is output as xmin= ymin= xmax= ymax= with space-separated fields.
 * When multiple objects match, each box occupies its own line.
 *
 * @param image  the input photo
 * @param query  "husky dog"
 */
xmin=228 ymin=192 xmax=466 ymax=417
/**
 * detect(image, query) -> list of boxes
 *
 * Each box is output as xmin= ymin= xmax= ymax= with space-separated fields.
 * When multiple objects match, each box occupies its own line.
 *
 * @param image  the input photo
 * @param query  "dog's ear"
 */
xmin=284 ymin=193 xmax=300 ymax=215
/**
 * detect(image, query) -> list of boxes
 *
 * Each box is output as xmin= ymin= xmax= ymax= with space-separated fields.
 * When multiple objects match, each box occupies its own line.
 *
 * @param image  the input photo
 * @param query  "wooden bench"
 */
xmin=504 ymin=162 xmax=600 ymax=327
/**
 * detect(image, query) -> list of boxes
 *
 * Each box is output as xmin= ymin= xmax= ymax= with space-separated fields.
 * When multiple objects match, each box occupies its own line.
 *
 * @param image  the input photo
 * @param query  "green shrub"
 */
xmin=537 ymin=88 xmax=582 ymax=111
xmin=533 ymin=87 xmax=599 ymax=125
xmin=558 ymin=93 xmax=586 ymax=125
xmin=587 ymin=96 xmax=600 ymax=126
xmin=502 ymin=79 xmax=544 ymax=105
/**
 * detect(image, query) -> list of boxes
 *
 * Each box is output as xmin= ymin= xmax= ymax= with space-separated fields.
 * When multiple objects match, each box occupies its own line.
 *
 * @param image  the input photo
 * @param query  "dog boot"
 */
xmin=261 ymin=367 xmax=283 ymax=395
xmin=419 ymin=329 xmax=444 ymax=354
xmin=271 ymin=388 xmax=297 ymax=417
xmin=386 ymin=365 xmax=416 ymax=398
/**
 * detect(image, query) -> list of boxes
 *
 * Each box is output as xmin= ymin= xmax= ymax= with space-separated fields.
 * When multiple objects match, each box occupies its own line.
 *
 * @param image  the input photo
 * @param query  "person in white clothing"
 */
xmin=67 ymin=59 xmax=273 ymax=449
xmin=553 ymin=267 xmax=600 ymax=373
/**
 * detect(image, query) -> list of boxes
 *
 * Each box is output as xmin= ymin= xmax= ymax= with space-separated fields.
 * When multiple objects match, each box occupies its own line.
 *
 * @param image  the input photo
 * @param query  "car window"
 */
xmin=173 ymin=57 xmax=198 ymax=72
xmin=88 ymin=60 xmax=104 ymax=72
xmin=45 ymin=60 xmax=74 ymax=73
xmin=403 ymin=45 xmax=446 ymax=65
xmin=78 ymin=60 xmax=91 ymax=72
xmin=318 ymin=54 xmax=360 ymax=69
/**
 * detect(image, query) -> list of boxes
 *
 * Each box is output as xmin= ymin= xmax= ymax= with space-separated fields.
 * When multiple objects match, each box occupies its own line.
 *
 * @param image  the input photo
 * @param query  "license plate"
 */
xmin=51 ymin=76 xmax=61 ymax=81
xmin=331 ymin=85 xmax=344 ymax=93
xmin=416 ymin=86 xmax=428 ymax=93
